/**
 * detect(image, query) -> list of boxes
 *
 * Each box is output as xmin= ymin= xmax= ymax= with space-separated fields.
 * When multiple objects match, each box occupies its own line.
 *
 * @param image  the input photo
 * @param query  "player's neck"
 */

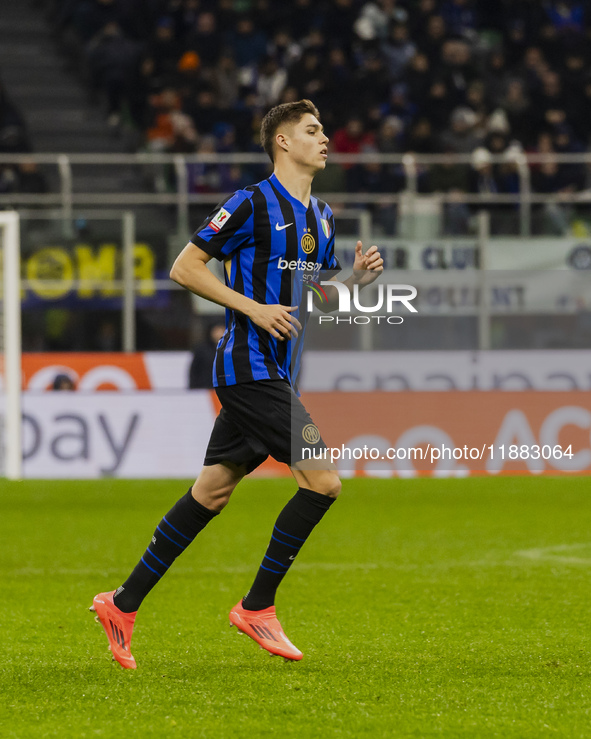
xmin=272 ymin=164 xmax=313 ymax=208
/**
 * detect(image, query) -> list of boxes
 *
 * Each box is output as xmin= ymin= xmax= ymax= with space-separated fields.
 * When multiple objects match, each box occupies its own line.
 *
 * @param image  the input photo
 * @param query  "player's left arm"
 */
xmin=316 ymin=240 xmax=384 ymax=313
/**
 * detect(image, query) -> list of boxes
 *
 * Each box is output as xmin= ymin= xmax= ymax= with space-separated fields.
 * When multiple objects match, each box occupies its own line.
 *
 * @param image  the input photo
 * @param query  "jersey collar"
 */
xmin=269 ymin=173 xmax=311 ymax=210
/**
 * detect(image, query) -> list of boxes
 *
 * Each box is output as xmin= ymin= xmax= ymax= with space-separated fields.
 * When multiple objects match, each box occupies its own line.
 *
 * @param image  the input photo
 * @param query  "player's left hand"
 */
xmin=352 ymin=241 xmax=384 ymax=286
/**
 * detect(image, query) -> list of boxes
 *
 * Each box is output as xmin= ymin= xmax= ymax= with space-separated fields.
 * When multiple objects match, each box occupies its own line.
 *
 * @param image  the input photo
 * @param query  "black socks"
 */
xmin=241 ymin=488 xmax=335 ymax=611
xmin=113 ymin=489 xmax=219 ymax=613
xmin=112 ymin=487 xmax=335 ymax=614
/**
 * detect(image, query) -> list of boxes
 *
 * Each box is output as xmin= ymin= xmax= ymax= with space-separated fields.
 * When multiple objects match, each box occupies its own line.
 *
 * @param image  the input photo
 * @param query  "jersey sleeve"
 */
xmin=321 ymin=212 xmax=341 ymax=274
xmin=190 ymin=190 xmax=253 ymax=260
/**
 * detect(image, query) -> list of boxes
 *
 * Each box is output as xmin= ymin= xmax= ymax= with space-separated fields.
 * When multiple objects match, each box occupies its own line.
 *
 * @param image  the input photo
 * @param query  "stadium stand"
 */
xmin=23 ymin=0 xmax=589 ymax=235
xmin=35 ymin=1 xmax=590 ymax=161
xmin=2 ymin=1 xmax=590 ymax=350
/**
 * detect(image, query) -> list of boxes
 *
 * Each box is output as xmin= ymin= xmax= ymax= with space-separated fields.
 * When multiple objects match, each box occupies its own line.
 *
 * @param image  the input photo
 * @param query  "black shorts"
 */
xmin=203 ymin=379 xmax=326 ymax=474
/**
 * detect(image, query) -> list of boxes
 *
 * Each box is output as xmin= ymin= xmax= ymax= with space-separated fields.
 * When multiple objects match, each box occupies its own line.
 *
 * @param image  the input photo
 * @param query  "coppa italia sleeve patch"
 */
xmin=209 ymin=207 xmax=231 ymax=233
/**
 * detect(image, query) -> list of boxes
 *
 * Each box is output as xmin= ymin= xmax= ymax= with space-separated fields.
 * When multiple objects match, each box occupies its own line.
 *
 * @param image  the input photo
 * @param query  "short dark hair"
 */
xmin=260 ymin=99 xmax=320 ymax=163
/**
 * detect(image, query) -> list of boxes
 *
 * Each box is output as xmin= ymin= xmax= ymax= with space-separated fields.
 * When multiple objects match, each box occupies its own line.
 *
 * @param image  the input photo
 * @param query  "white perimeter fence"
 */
xmin=1 ymin=151 xmax=591 ymax=238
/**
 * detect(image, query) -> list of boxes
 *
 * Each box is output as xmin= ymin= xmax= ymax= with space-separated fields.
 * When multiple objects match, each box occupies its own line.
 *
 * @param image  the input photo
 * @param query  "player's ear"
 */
xmin=275 ymin=131 xmax=289 ymax=154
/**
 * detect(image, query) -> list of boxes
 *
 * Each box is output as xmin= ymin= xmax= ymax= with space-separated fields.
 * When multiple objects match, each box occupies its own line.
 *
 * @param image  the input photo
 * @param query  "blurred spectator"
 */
xmin=407 ymin=118 xmax=437 ymax=154
xmin=227 ymin=15 xmax=268 ymax=72
xmin=483 ymin=50 xmax=512 ymax=108
xmin=52 ymin=373 xmax=76 ymax=391
xmin=440 ymin=38 xmax=476 ymax=104
xmin=333 ymin=117 xmax=375 ymax=156
xmin=410 ymin=0 xmax=438 ymax=38
xmin=322 ymin=0 xmax=358 ymax=47
xmin=470 ymin=140 xmax=520 ymax=235
xmin=520 ymin=46 xmax=548 ymax=95
xmin=86 ymin=22 xmax=140 ymax=126
xmin=464 ymin=80 xmax=489 ymax=135
xmin=426 ymin=152 xmax=471 ymax=235
xmin=383 ymin=83 xmax=415 ymax=130
xmin=285 ymin=0 xmax=319 ymax=40
xmin=146 ymin=88 xmax=197 ymax=153
xmin=440 ymin=0 xmax=478 ymax=39
xmin=533 ymin=71 xmax=568 ymax=131
xmin=382 ymin=23 xmax=416 ymax=80
xmin=320 ymin=47 xmax=352 ymax=128
xmin=189 ymin=88 xmax=224 ymax=137
xmin=15 ymin=162 xmax=49 ymax=194
xmin=185 ymin=12 xmax=221 ymax=67
xmin=553 ymin=124 xmax=586 ymax=191
xmin=69 ymin=0 xmax=122 ymax=44
xmin=93 ymin=319 xmax=119 ymax=351
xmin=146 ymin=16 xmax=182 ymax=82
xmin=573 ymin=76 xmax=591 ymax=147
xmin=354 ymin=0 xmax=408 ymax=42
xmin=439 ymin=107 xmax=482 ymax=153
xmin=268 ymin=29 xmax=301 ymax=69
xmin=499 ymin=79 xmax=530 ymax=144
xmin=562 ymin=50 xmax=587 ymax=101
xmin=211 ymin=53 xmax=240 ymax=110
xmin=538 ymin=22 xmax=563 ymax=70
xmin=353 ymin=52 xmax=392 ymax=114
xmin=419 ymin=78 xmax=455 ymax=131
xmin=0 ymin=83 xmax=29 ymax=153
xmin=529 ymin=131 xmax=576 ymax=234
xmin=357 ymin=158 xmax=402 ymax=235
xmin=406 ymin=53 xmax=431 ymax=106
xmin=256 ymin=56 xmax=287 ymax=107
xmin=187 ymin=136 xmax=220 ymax=193
xmin=545 ymin=1 xmax=585 ymax=35
xmin=174 ymin=51 xmax=202 ymax=106
xmin=304 ymin=28 xmax=328 ymax=58
xmin=416 ymin=15 xmax=447 ymax=64
xmin=287 ymin=50 xmax=324 ymax=99
xmin=376 ymin=116 xmax=404 ymax=154
xmin=0 ymin=166 xmax=16 ymax=193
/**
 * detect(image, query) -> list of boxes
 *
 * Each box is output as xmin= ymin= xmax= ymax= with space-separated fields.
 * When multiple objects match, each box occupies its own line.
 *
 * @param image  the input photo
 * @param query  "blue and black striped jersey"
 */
xmin=190 ymin=173 xmax=341 ymax=389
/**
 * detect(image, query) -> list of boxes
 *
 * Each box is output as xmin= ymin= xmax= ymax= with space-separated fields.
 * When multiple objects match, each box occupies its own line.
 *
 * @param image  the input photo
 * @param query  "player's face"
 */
xmin=282 ymin=113 xmax=329 ymax=172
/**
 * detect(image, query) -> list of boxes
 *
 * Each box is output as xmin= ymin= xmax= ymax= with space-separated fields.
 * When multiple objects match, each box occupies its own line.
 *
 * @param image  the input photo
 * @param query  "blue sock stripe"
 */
xmin=263 ymin=554 xmax=290 ymax=570
xmin=162 ymin=516 xmax=193 ymax=543
xmin=140 ymin=557 xmax=162 ymax=577
xmin=273 ymin=525 xmax=306 ymax=542
xmin=260 ymin=564 xmax=287 ymax=574
xmin=270 ymin=534 xmax=300 ymax=550
xmin=145 ymin=548 xmax=170 ymax=570
xmin=156 ymin=525 xmax=186 ymax=550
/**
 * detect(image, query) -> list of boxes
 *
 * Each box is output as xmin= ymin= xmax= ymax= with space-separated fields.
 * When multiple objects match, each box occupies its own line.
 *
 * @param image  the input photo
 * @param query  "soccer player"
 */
xmin=91 ymin=99 xmax=383 ymax=668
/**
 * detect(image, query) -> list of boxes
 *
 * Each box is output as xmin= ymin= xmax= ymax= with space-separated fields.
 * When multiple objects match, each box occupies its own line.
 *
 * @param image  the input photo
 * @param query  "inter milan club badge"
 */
xmin=302 ymin=423 xmax=320 ymax=444
xmin=301 ymin=230 xmax=315 ymax=254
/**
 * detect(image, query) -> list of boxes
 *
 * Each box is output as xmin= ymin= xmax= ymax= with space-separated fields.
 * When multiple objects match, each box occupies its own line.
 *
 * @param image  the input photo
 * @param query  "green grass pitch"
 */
xmin=2 ymin=476 xmax=591 ymax=738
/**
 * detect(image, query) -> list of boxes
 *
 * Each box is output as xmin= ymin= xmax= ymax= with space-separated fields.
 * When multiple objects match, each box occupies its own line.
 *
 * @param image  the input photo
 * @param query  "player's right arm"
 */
xmin=170 ymin=242 xmax=301 ymax=342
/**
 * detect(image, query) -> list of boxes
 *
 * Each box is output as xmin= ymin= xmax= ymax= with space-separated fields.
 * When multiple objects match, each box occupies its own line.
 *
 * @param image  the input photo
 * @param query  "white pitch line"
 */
xmin=515 ymin=543 xmax=591 ymax=565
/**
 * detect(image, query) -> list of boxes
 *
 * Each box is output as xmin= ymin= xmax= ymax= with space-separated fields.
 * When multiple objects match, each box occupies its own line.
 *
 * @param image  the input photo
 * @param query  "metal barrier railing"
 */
xmin=0 ymin=152 xmax=590 ymax=238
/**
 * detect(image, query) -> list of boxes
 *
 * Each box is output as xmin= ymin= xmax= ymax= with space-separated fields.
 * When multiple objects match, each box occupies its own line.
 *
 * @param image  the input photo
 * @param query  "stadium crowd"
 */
xmin=40 ymin=0 xmax=591 ymax=232
xmin=5 ymin=1 xmax=587 ymax=351
xmin=31 ymin=1 xmax=591 ymax=233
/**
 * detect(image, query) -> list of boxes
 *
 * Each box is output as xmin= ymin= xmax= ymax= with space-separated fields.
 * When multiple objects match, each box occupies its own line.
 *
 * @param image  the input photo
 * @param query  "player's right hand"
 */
xmin=248 ymin=304 xmax=301 ymax=341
